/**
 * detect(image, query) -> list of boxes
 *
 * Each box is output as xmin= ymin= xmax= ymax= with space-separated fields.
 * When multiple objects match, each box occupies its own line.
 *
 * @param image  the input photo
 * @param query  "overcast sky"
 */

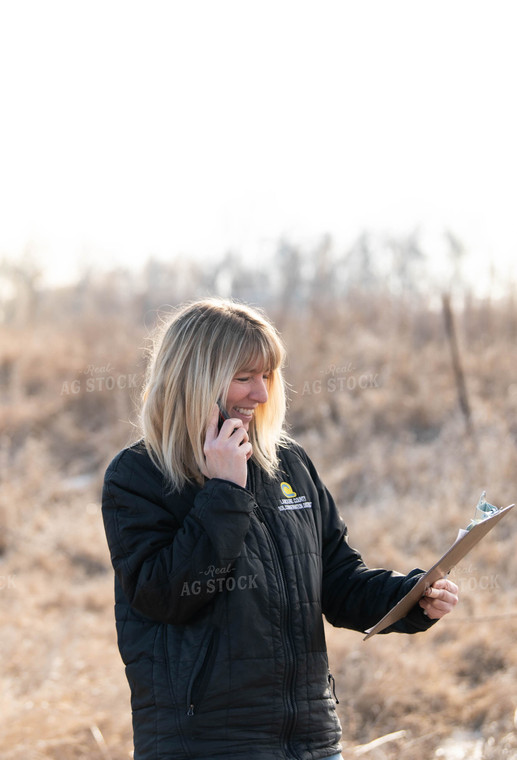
xmin=1 ymin=0 xmax=516 ymax=290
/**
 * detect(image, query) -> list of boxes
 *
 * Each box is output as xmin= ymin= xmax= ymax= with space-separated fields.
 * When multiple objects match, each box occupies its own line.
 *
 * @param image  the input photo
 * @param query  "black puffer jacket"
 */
xmin=101 ymin=440 xmax=433 ymax=760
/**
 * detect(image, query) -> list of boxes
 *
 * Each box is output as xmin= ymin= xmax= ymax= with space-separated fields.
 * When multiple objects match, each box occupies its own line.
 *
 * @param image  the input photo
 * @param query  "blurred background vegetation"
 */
xmin=1 ymin=233 xmax=517 ymax=759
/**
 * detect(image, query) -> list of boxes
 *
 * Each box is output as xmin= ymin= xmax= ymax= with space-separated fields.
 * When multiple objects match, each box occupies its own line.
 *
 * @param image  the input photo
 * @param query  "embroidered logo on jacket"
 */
xmin=278 ymin=481 xmax=312 ymax=511
xmin=280 ymin=481 xmax=297 ymax=498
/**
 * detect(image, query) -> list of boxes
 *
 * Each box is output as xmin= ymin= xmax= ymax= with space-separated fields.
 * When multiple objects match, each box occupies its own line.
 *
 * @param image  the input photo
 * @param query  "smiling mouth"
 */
xmin=234 ymin=407 xmax=255 ymax=417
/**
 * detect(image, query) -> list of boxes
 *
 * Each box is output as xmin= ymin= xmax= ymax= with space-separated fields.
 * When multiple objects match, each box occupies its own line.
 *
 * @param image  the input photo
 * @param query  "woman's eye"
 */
xmin=234 ymin=371 xmax=270 ymax=383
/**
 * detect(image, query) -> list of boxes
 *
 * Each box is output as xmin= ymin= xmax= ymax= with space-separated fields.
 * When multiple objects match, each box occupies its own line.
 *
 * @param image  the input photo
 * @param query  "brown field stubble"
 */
xmin=1 ymin=285 xmax=517 ymax=759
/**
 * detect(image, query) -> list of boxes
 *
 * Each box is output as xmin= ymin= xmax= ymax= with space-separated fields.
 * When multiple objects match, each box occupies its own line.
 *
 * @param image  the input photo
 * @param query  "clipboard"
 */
xmin=363 ymin=500 xmax=514 ymax=640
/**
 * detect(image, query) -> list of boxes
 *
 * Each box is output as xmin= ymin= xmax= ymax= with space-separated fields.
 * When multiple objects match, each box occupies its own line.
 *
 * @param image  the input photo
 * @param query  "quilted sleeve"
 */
xmin=101 ymin=447 xmax=256 ymax=625
xmin=293 ymin=446 xmax=434 ymax=635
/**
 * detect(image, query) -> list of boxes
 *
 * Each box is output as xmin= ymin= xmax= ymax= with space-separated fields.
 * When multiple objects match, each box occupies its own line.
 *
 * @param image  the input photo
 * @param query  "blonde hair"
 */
xmin=140 ymin=297 xmax=289 ymax=491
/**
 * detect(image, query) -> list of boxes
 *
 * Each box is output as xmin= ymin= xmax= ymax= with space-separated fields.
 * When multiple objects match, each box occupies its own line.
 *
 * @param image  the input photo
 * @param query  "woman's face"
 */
xmin=225 ymin=366 xmax=270 ymax=430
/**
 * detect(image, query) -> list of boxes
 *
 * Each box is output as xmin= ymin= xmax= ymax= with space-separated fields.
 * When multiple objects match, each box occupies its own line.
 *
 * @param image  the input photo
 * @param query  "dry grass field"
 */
xmin=1 ymin=255 xmax=517 ymax=759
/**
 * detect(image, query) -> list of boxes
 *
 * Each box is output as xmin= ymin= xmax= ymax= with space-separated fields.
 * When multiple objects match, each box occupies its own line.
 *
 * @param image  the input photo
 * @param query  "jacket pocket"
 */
xmin=186 ymin=627 xmax=219 ymax=716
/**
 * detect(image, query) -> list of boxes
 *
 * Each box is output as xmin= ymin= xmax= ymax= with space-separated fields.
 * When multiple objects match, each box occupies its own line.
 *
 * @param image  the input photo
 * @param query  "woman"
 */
xmin=101 ymin=297 xmax=458 ymax=760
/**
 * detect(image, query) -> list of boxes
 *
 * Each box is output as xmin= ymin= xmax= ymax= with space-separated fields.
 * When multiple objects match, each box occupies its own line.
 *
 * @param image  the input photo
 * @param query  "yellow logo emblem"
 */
xmin=280 ymin=482 xmax=297 ymax=498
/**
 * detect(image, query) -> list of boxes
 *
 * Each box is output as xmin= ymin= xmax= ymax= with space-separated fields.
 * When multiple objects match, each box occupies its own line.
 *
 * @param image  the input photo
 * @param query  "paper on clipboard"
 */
xmin=363 ymin=501 xmax=514 ymax=641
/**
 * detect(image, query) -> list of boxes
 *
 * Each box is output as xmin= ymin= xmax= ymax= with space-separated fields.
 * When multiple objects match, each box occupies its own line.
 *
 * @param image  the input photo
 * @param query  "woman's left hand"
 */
xmin=419 ymin=577 xmax=459 ymax=620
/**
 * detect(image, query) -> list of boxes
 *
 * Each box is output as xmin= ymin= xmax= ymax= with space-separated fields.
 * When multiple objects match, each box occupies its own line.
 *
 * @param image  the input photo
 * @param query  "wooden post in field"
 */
xmin=442 ymin=292 xmax=473 ymax=435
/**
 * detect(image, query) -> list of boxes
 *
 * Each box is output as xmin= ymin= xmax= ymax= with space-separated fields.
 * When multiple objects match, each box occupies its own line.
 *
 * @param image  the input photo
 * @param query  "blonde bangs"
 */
xmin=234 ymin=327 xmax=283 ymax=376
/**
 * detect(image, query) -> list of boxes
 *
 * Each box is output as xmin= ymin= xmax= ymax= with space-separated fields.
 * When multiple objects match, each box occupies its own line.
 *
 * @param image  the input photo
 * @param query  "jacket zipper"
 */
xmin=328 ymin=671 xmax=340 ymax=704
xmin=186 ymin=629 xmax=218 ymax=716
xmin=257 ymin=510 xmax=298 ymax=751
xmin=249 ymin=465 xmax=298 ymax=756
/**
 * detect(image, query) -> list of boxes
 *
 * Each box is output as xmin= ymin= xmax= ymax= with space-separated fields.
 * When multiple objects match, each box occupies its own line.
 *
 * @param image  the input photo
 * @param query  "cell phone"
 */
xmin=217 ymin=400 xmax=230 ymax=431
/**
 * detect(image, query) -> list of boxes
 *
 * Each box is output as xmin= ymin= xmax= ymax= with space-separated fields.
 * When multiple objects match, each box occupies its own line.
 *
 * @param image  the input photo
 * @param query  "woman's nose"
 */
xmin=250 ymin=376 xmax=269 ymax=403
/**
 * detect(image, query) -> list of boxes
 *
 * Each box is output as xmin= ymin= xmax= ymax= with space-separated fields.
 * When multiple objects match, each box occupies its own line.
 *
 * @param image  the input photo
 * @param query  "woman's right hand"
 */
xmin=201 ymin=404 xmax=252 ymax=488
